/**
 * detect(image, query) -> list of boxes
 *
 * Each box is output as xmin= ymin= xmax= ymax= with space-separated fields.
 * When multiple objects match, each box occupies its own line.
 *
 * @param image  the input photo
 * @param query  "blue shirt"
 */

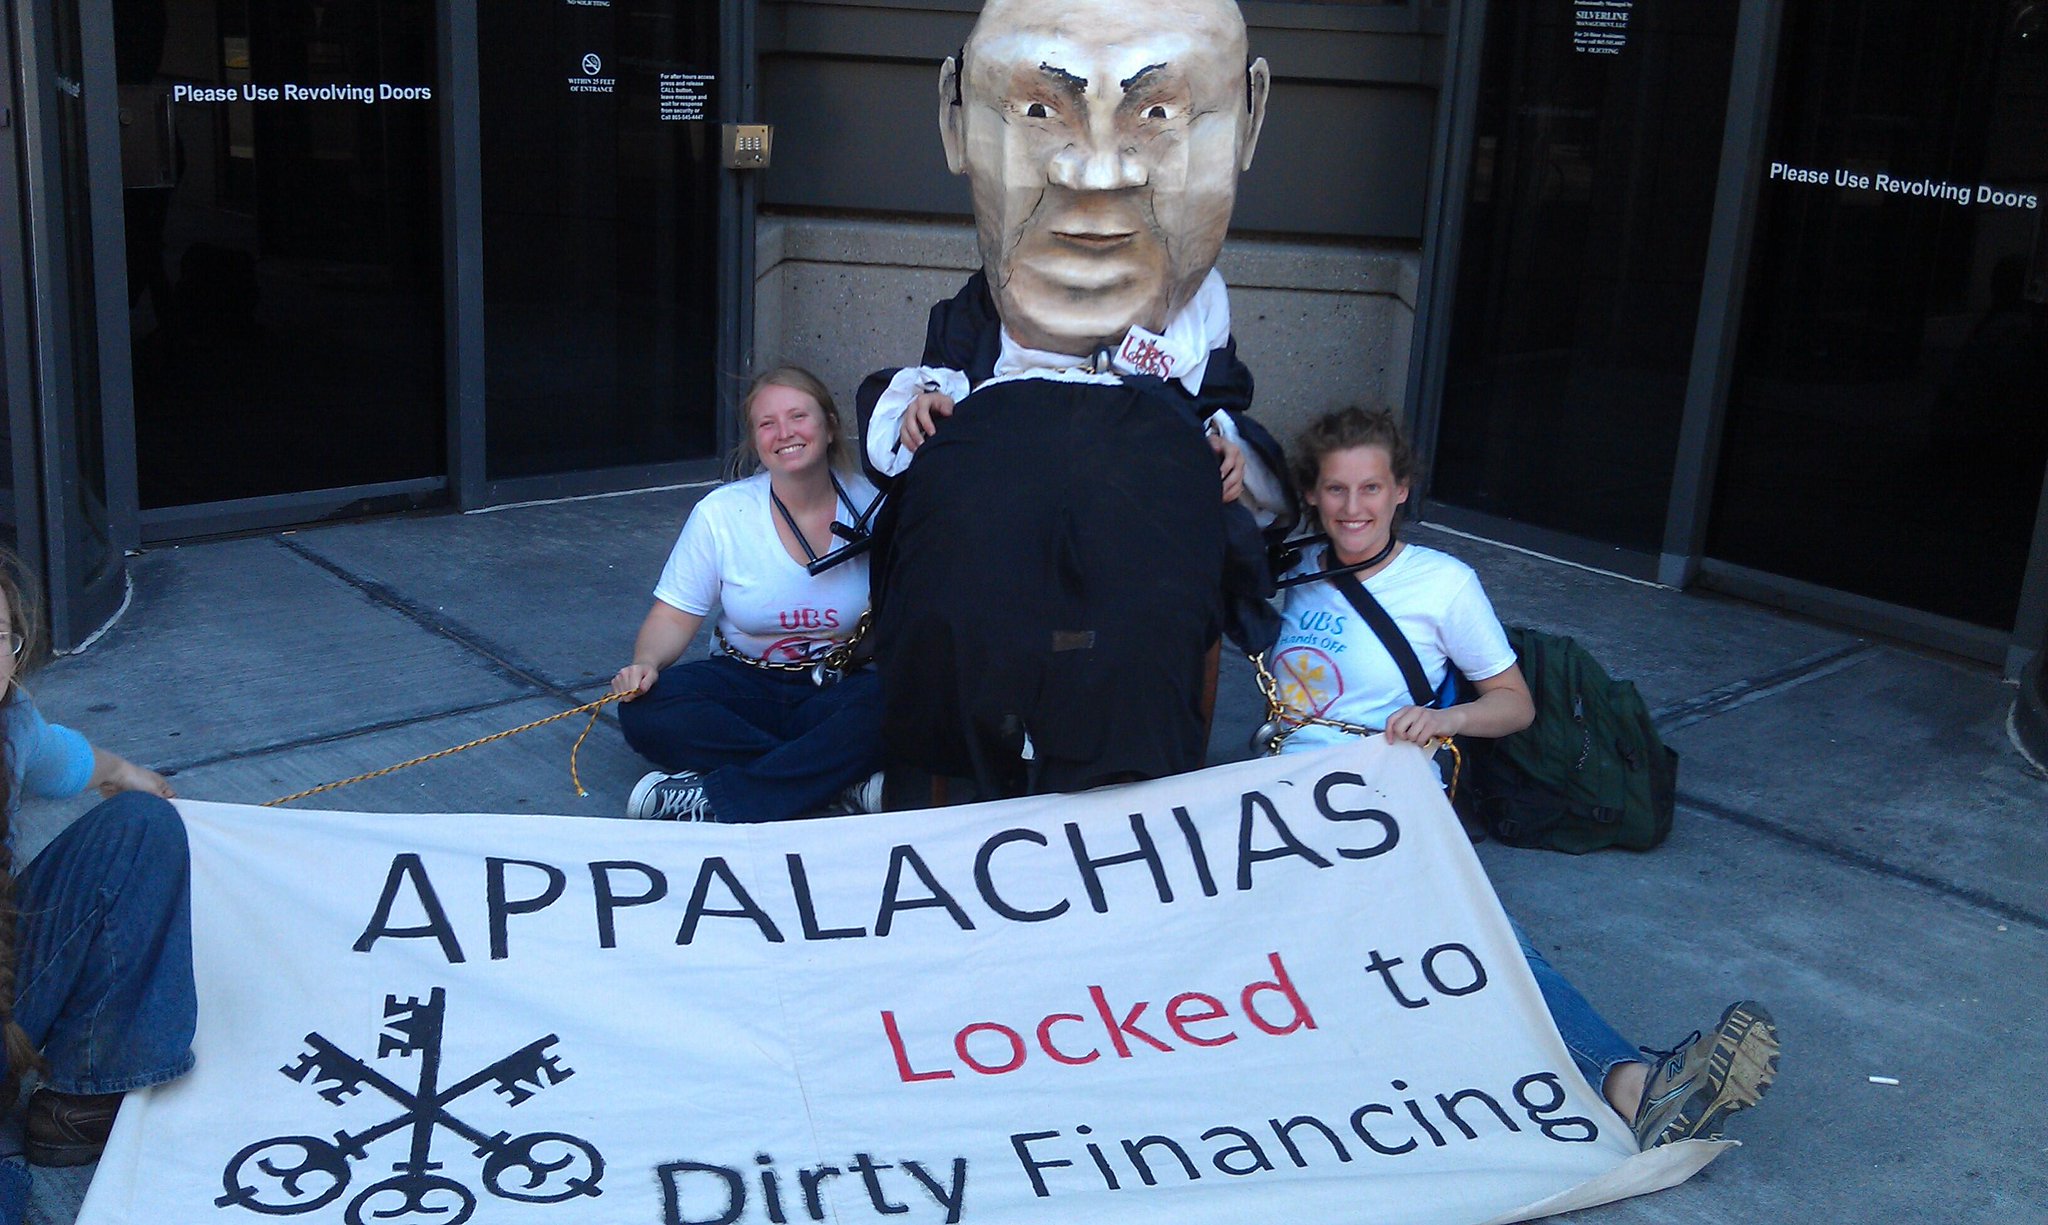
xmin=6 ymin=694 xmax=95 ymax=802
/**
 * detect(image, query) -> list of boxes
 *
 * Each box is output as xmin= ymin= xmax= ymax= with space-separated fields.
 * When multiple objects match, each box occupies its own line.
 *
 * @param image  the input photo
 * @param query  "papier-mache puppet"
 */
xmin=861 ymin=0 xmax=1296 ymax=797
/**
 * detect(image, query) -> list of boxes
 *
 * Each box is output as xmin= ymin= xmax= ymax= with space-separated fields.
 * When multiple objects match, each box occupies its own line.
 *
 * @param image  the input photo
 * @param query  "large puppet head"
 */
xmin=940 ymin=0 xmax=1270 ymax=357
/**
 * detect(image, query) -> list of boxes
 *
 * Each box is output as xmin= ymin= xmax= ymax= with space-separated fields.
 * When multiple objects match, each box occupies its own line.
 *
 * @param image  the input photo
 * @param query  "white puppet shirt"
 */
xmin=862 ymin=270 xmax=1288 ymax=526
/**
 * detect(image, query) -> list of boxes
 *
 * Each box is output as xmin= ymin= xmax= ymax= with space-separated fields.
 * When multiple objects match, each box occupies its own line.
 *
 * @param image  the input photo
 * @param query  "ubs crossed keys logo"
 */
xmin=218 ymin=988 xmax=604 ymax=1224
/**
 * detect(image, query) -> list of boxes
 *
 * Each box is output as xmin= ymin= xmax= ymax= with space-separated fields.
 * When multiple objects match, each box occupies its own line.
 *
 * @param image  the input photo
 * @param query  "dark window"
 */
xmin=1430 ymin=1 xmax=1738 ymax=553
xmin=478 ymin=0 xmax=721 ymax=481
xmin=121 ymin=0 xmax=445 ymax=509
xmin=1711 ymin=0 xmax=2048 ymax=629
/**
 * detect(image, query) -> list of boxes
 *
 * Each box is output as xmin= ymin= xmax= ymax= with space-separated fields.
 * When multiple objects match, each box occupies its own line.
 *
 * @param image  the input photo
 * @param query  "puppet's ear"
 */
xmin=1241 ymin=57 xmax=1271 ymax=172
xmin=939 ymin=56 xmax=968 ymax=175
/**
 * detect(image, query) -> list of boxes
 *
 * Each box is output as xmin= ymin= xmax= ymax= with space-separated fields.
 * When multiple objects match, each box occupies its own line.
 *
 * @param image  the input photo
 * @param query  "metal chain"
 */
xmin=1250 ymin=651 xmax=1376 ymax=751
xmin=1248 ymin=652 xmax=1462 ymax=798
xmin=717 ymin=610 xmax=873 ymax=676
xmin=265 ymin=691 xmax=624 ymax=807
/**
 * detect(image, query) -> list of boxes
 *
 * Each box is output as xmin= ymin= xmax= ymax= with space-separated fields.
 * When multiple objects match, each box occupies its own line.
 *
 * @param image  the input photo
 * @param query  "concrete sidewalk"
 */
xmin=14 ymin=487 xmax=2046 ymax=1223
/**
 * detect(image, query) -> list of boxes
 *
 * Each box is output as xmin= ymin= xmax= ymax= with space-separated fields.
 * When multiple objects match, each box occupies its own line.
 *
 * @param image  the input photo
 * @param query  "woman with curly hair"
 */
xmin=1266 ymin=405 xmax=1778 ymax=1153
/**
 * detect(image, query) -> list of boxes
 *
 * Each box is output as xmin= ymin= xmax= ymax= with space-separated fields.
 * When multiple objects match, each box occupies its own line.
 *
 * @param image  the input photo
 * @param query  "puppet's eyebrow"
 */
xmin=1120 ymin=62 xmax=1169 ymax=92
xmin=1037 ymin=62 xmax=1088 ymax=94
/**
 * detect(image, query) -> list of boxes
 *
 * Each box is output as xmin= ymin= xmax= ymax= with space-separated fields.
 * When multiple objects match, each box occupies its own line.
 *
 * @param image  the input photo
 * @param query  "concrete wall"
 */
xmin=753 ymin=213 xmax=1420 ymax=450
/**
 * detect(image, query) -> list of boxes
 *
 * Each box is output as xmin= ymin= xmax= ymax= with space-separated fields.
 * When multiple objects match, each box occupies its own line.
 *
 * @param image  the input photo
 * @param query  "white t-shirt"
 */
xmin=652 ymin=471 xmax=879 ymax=662
xmin=1271 ymin=543 xmax=1518 ymax=752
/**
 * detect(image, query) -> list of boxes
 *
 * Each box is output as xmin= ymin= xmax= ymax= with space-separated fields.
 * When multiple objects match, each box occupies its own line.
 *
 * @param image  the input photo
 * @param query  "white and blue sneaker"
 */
xmin=627 ymin=771 xmax=718 ymax=822
xmin=832 ymin=771 xmax=886 ymax=815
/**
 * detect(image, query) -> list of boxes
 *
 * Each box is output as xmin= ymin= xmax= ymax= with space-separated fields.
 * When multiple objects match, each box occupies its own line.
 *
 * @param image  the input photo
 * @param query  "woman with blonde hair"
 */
xmin=611 ymin=367 xmax=884 ymax=822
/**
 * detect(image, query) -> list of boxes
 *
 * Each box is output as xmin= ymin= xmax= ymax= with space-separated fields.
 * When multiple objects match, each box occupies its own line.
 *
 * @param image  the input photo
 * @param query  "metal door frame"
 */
xmin=9 ymin=0 xmax=131 ymax=647
xmin=1 ymin=0 xmax=51 ymax=572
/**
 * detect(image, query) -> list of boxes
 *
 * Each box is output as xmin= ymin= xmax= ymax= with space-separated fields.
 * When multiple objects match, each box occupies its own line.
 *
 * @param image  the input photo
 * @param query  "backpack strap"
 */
xmin=1327 ymin=565 xmax=1435 ymax=708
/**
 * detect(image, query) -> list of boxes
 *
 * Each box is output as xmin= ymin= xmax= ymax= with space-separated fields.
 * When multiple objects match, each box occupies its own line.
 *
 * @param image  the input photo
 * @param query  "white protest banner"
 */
xmin=79 ymin=738 xmax=1724 ymax=1225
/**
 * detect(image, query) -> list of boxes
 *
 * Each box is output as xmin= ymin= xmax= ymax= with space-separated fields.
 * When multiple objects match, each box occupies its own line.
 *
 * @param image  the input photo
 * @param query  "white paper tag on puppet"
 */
xmin=1114 ymin=325 xmax=1189 ymax=380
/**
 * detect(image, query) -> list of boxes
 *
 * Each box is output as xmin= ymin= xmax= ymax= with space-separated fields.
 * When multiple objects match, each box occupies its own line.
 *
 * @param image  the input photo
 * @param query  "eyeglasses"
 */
xmin=1 ymin=633 xmax=21 ymax=659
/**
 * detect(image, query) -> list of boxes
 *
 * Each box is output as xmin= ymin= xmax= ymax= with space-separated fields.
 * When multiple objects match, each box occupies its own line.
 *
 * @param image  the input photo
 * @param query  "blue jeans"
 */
xmin=1 ymin=792 xmax=196 ymax=1219
xmin=619 ymin=656 xmax=883 ymax=824
xmin=1512 ymin=916 xmax=1640 ymax=1092
xmin=16 ymin=792 xmax=196 ymax=1095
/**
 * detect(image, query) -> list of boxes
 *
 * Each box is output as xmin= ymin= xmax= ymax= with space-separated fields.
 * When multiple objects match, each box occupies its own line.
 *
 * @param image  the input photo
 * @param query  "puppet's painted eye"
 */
xmin=1145 ymin=104 xmax=1170 ymax=120
xmin=1025 ymin=102 xmax=1051 ymax=118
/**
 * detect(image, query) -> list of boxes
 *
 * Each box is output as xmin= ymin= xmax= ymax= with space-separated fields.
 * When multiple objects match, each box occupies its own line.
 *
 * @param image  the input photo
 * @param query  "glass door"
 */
xmin=11 ymin=0 xmax=743 ymax=645
xmin=1428 ymin=0 xmax=1741 ymax=558
xmin=477 ymin=0 xmax=722 ymax=485
xmin=1710 ymin=0 xmax=2048 ymax=630
xmin=116 ymin=0 xmax=446 ymax=522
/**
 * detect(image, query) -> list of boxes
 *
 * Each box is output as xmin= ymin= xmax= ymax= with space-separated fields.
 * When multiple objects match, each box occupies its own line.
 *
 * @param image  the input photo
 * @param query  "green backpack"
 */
xmin=1465 ymin=627 xmax=1677 ymax=853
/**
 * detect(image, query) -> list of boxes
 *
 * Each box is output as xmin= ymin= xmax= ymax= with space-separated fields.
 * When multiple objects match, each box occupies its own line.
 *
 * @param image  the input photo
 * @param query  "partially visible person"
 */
xmin=612 ymin=367 xmax=883 ymax=823
xmin=0 ymin=554 xmax=193 ymax=1220
xmin=1267 ymin=405 xmax=1779 ymax=1149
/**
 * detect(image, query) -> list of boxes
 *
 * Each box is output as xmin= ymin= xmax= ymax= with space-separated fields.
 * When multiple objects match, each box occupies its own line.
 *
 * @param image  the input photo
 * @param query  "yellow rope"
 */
xmin=265 ymin=691 xmax=626 ymax=808
xmin=1438 ymin=737 xmax=1464 ymax=800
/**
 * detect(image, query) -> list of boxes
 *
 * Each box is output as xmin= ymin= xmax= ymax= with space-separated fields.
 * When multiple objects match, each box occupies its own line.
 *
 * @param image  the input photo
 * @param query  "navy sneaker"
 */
xmin=626 ymin=771 xmax=717 ymax=822
xmin=1630 ymin=1000 xmax=1780 ymax=1148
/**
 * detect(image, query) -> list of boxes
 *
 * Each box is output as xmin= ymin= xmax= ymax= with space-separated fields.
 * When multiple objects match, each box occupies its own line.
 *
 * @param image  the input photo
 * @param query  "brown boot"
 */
xmin=23 ymin=1089 xmax=124 ymax=1167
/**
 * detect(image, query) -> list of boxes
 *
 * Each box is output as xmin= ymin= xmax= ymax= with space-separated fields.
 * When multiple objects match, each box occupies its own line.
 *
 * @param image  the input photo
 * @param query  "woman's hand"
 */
xmin=1210 ymin=433 xmax=1245 ymax=503
xmin=612 ymin=663 xmax=660 ymax=700
xmin=1382 ymin=666 xmax=1536 ymax=746
xmin=90 ymin=748 xmax=175 ymax=799
xmin=898 ymin=390 xmax=956 ymax=453
xmin=618 ymin=602 xmax=704 ymax=700
xmin=1383 ymin=704 xmax=1461 ymax=746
